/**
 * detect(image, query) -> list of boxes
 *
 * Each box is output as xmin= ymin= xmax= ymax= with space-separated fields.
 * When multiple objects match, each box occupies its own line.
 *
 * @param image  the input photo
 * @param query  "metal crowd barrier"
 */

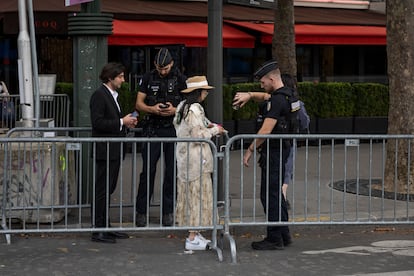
xmin=222 ymin=134 xmax=414 ymax=263
xmin=0 ymin=94 xmax=70 ymax=131
xmin=2 ymin=131 xmax=414 ymax=263
xmin=0 ymin=131 xmax=223 ymax=261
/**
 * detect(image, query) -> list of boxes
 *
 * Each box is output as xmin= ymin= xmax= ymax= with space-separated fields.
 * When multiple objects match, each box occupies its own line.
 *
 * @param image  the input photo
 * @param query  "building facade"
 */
xmin=0 ymin=0 xmax=387 ymax=93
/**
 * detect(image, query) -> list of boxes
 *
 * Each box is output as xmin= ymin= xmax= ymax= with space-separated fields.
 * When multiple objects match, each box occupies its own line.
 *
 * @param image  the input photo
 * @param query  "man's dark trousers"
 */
xmin=136 ymin=126 xmax=175 ymax=215
xmin=94 ymin=158 xmax=120 ymax=227
xmin=260 ymin=144 xmax=290 ymax=242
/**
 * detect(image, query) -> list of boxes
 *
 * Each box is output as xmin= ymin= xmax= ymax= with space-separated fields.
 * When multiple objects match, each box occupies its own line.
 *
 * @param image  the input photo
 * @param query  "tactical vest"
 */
xmin=272 ymin=87 xmax=301 ymax=135
xmin=144 ymin=68 xmax=182 ymax=107
xmin=256 ymin=87 xmax=295 ymax=149
xmin=256 ymin=96 xmax=290 ymax=135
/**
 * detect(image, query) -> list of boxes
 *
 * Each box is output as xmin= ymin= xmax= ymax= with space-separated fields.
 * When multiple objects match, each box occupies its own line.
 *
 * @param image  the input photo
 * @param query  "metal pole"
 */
xmin=68 ymin=0 xmax=112 ymax=203
xmin=26 ymin=0 xmax=40 ymax=128
xmin=17 ymin=0 xmax=34 ymax=128
xmin=207 ymin=0 xmax=223 ymax=124
xmin=207 ymin=0 xmax=224 ymax=202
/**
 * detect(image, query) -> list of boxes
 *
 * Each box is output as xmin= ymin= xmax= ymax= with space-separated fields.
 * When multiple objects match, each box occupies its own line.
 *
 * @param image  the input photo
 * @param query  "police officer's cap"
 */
xmin=155 ymin=48 xmax=173 ymax=67
xmin=254 ymin=60 xmax=279 ymax=79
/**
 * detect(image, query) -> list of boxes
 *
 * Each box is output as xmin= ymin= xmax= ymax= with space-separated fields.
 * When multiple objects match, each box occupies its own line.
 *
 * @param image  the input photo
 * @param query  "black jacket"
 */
xmin=90 ymin=84 xmax=125 ymax=160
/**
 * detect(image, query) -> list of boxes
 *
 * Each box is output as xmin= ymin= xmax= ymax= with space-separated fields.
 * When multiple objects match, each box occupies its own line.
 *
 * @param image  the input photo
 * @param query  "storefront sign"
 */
xmin=4 ymin=12 xmax=67 ymax=35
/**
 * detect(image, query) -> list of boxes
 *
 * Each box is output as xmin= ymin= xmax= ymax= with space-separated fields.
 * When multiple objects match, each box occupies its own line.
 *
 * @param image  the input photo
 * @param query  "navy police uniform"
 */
xmin=259 ymin=87 xmax=292 ymax=243
xmin=254 ymin=60 xmax=291 ymax=246
xmin=136 ymin=54 xmax=186 ymax=220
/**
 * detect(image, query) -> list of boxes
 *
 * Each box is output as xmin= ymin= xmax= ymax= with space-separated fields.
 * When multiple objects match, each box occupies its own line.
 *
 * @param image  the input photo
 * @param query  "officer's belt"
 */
xmin=147 ymin=116 xmax=173 ymax=128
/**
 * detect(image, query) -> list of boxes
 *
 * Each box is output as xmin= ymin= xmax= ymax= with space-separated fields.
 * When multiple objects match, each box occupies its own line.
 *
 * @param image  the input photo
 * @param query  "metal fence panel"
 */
xmin=0 ymin=134 xmax=223 ymax=261
xmin=3 ymin=132 xmax=414 ymax=263
xmin=0 ymin=94 xmax=70 ymax=131
xmin=222 ymin=134 xmax=414 ymax=263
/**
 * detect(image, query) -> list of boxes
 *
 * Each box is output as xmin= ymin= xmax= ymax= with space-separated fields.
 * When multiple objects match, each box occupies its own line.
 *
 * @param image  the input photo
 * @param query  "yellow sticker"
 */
xmin=59 ymin=154 xmax=66 ymax=171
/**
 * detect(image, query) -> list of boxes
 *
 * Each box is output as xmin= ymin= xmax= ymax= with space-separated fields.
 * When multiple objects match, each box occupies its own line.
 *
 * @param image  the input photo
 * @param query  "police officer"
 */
xmin=243 ymin=60 xmax=292 ymax=250
xmin=135 ymin=48 xmax=187 ymax=227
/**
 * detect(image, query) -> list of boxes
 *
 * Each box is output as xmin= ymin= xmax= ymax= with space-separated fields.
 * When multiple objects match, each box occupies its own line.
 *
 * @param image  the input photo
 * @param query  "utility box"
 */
xmin=15 ymin=118 xmax=55 ymax=137
xmin=0 ymin=142 xmax=76 ymax=223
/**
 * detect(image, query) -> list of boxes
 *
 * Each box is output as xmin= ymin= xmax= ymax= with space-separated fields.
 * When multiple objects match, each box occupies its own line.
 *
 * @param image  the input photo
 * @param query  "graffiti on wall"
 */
xmin=0 ymin=143 xmax=75 ymax=222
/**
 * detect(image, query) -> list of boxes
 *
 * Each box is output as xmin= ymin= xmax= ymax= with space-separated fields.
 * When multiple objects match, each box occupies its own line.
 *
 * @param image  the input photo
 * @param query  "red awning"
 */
xmin=294 ymin=24 xmax=386 ymax=45
xmin=226 ymin=21 xmax=386 ymax=45
xmin=108 ymin=20 xmax=255 ymax=48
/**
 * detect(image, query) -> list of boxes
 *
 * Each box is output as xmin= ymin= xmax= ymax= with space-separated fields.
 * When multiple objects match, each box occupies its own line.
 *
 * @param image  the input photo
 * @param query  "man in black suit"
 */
xmin=90 ymin=62 xmax=138 ymax=243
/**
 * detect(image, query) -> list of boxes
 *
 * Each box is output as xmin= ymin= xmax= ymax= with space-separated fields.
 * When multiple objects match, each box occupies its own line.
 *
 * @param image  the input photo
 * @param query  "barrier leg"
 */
xmin=1 ymin=210 xmax=11 ymax=244
xmin=209 ymin=242 xmax=224 ymax=262
xmin=209 ymin=226 xmax=224 ymax=262
xmin=222 ymin=231 xmax=237 ymax=264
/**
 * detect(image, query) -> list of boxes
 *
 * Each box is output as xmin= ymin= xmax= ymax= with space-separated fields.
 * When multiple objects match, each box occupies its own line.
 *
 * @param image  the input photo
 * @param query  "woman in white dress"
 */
xmin=173 ymin=76 xmax=226 ymax=251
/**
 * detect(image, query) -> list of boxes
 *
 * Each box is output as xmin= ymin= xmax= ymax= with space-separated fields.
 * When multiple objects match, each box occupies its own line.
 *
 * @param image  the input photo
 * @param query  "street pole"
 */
xmin=207 ymin=0 xmax=224 ymax=202
xmin=207 ymin=0 xmax=223 ymax=125
xmin=17 ymin=0 xmax=34 ymax=128
xmin=68 ymin=0 xmax=112 ymax=128
xmin=26 ymin=0 xmax=40 ymax=129
xmin=68 ymin=0 xmax=112 ymax=203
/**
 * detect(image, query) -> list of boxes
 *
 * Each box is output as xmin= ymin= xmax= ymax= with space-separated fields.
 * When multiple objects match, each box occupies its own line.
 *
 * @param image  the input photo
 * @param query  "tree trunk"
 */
xmin=384 ymin=1 xmax=414 ymax=193
xmin=272 ymin=0 xmax=297 ymax=78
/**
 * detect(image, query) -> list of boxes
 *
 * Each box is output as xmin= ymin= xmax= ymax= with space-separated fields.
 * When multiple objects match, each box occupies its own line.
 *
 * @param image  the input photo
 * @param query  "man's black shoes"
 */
xmin=108 ymin=231 xmax=129 ymax=239
xmin=251 ymin=238 xmax=284 ymax=250
xmin=283 ymin=237 xmax=292 ymax=247
xmin=91 ymin=231 xmax=129 ymax=243
xmin=91 ymin=232 xmax=116 ymax=243
xmin=282 ymin=233 xmax=292 ymax=247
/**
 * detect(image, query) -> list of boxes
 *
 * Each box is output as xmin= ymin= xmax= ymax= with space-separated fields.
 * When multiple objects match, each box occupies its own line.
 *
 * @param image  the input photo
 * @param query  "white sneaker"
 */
xmin=197 ymin=233 xmax=211 ymax=244
xmin=185 ymin=235 xmax=208 ymax=251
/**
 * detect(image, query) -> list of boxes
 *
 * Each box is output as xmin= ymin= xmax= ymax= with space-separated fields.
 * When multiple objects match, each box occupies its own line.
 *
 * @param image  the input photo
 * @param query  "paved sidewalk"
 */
xmin=1 ymin=225 xmax=414 ymax=275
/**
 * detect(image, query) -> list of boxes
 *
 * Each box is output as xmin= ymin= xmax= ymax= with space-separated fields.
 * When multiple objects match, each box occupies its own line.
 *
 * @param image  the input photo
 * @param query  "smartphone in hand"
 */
xmin=131 ymin=111 xmax=139 ymax=117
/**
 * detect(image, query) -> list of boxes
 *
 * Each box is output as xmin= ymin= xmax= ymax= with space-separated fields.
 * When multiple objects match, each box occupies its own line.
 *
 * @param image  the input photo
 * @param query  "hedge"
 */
xmin=299 ymin=82 xmax=388 ymax=118
xmin=55 ymin=81 xmax=389 ymax=122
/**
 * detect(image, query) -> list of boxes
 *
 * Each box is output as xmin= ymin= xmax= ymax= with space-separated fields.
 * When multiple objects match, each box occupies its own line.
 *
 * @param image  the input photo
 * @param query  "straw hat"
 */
xmin=181 ymin=76 xmax=214 ymax=93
